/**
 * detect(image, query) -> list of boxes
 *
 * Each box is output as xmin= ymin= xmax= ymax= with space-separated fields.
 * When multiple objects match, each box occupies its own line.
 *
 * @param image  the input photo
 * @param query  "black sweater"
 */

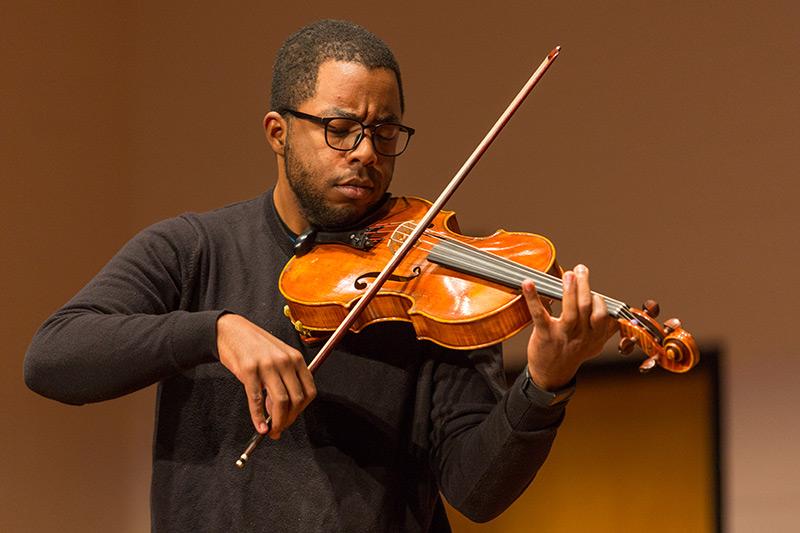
xmin=25 ymin=191 xmax=567 ymax=532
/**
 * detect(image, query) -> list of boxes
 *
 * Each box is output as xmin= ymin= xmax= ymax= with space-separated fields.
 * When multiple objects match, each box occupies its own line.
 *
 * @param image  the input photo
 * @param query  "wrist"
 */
xmin=527 ymin=363 xmax=577 ymax=392
xmin=522 ymin=366 xmax=576 ymax=406
xmin=215 ymin=311 xmax=237 ymax=360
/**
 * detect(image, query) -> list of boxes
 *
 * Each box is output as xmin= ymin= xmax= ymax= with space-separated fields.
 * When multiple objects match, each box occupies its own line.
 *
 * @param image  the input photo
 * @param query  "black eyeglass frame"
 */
xmin=281 ymin=108 xmax=415 ymax=157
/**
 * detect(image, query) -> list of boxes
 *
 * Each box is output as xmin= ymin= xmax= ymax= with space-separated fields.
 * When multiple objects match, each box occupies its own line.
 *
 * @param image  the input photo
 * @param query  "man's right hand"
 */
xmin=216 ymin=313 xmax=316 ymax=440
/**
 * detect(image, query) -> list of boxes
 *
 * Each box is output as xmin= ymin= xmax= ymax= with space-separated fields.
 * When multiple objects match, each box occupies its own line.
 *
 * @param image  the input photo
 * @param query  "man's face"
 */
xmin=283 ymin=60 xmax=402 ymax=230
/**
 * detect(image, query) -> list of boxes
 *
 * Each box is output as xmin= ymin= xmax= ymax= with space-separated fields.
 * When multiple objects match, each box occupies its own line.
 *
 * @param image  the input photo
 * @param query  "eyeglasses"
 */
xmin=282 ymin=109 xmax=415 ymax=157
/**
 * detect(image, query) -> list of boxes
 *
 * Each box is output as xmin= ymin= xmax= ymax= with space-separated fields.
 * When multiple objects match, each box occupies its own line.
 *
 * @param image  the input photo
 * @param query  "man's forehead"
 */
xmin=317 ymin=59 xmax=390 ymax=74
xmin=309 ymin=60 xmax=402 ymax=118
xmin=316 ymin=105 xmax=400 ymax=123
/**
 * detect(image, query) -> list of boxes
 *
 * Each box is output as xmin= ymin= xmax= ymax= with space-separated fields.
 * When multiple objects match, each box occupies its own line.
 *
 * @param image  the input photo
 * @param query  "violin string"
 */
xmin=380 ymin=222 xmax=665 ymax=340
xmin=386 ymin=223 xmax=626 ymax=310
xmin=426 ymin=237 xmax=666 ymax=339
xmin=431 ymin=239 xmax=565 ymax=297
xmin=388 ymin=224 xmax=568 ymax=297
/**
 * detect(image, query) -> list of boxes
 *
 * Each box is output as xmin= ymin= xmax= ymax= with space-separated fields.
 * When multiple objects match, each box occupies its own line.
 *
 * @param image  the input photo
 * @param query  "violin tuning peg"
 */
xmin=642 ymin=299 xmax=660 ymax=318
xmin=618 ymin=336 xmax=638 ymax=355
xmin=639 ymin=355 xmax=659 ymax=373
xmin=663 ymin=318 xmax=681 ymax=334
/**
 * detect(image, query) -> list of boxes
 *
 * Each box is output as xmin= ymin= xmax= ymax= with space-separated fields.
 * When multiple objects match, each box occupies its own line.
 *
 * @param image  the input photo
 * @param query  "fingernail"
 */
xmin=259 ymin=422 xmax=268 ymax=433
xmin=564 ymin=272 xmax=574 ymax=290
xmin=575 ymin=264 xmax=587 ymax=274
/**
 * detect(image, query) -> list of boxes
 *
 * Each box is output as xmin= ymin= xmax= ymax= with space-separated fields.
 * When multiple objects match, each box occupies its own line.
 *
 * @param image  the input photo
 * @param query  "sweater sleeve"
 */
xmin=24 ymin=216 xmax=225 ymax=405
xmin=429 ymin=345 xmax=568 ymax=523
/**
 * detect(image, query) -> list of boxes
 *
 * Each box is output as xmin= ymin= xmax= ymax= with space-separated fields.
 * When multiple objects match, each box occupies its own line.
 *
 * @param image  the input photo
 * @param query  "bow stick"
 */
xmin=236 ymin=46 xmax=562 ymax=468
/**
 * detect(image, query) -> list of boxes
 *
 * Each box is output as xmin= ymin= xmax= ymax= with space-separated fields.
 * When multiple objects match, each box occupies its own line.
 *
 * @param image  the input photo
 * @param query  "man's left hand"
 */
xmin=522 ymin=264 xmax=618 ymax=391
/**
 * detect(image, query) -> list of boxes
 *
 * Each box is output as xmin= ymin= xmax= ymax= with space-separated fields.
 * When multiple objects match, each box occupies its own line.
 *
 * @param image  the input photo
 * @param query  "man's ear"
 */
xmin=263 ymin=111 xmax=287 ymax=156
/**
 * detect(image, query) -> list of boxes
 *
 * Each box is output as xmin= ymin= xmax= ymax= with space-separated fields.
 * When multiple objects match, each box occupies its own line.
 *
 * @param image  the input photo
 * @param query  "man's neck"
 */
xmin=272 ymin=180 xmax=309 ymax=235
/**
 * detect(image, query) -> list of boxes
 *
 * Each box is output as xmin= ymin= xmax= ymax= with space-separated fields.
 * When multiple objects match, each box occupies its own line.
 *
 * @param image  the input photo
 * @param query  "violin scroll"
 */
xmin=617 ymin=301 xmax=699 ymax=374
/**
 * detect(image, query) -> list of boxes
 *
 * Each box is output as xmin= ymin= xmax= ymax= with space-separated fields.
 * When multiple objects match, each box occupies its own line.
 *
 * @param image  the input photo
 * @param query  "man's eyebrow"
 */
xmin=375 ymin=113 xmax=401 ymax=123
xmin=321 ymin=107 xmax=401 ymax=124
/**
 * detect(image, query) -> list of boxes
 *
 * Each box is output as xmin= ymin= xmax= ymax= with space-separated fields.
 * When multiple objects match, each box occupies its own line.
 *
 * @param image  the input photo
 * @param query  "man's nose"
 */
xmin=346 ymin=130 xmax=379 ymax=166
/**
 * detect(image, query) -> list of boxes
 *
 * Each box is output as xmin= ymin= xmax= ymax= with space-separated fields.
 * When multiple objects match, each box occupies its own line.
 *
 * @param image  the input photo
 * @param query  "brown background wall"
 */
xmin=2 ymin=2 xmax=798 ymax=531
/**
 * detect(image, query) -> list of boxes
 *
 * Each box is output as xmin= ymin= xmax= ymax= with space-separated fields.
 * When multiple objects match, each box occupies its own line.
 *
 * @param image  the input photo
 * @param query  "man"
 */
xmin=25 ymin=20 xmax=615 ymax=532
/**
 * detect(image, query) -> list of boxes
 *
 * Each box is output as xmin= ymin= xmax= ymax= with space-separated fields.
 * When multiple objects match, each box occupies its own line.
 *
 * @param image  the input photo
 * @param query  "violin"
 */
xmin=280 ymin=196 xmax=699 ymax=374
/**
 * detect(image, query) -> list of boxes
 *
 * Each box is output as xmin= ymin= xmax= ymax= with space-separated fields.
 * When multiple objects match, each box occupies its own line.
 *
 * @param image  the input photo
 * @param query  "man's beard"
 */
xmin=284 ymin=142 xmax=377 ymax=230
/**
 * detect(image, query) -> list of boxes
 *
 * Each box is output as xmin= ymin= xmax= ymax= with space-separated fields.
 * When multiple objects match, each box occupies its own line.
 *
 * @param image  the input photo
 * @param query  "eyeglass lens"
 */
xmin=325 ymin=118 xmax=409 ymax=156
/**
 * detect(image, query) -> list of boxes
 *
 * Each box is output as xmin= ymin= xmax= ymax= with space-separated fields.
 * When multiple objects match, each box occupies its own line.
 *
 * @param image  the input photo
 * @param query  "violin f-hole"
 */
xmin=354 ymin=266 xmax=422 ymax=290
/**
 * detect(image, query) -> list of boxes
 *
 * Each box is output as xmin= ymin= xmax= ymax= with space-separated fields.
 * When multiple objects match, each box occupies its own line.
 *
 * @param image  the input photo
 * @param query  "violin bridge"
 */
xmin=388 ymin=221 xmax=419 ymax=253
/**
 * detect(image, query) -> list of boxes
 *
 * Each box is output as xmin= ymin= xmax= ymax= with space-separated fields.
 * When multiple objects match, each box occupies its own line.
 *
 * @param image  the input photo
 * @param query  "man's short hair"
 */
xmin=270 ymin=19 xmax=404 ymax=114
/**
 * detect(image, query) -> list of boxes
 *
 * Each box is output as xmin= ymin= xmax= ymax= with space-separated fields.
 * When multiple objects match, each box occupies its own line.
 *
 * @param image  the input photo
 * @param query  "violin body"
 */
xmin=280 ymin=196 xmax=561 ymax=350
xmin=280 ymin=196 xmax=699 ymax=373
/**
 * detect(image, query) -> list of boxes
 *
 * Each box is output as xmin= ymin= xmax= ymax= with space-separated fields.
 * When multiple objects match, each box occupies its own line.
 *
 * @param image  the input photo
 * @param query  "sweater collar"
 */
xmin=263 ymin=187 xmax=297 ymax=258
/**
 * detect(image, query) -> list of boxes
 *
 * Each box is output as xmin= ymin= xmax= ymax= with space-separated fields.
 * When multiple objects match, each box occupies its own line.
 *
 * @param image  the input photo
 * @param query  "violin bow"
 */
xmin=236 ymin=46 xmax=562 ymax=468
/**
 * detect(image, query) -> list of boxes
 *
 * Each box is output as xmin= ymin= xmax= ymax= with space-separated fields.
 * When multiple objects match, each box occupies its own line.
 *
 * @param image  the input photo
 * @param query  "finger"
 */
xmin=522 ymin=279 xmax=550 ymax=330
xmin=243 ymin=374 xmax=269 ymax=434
xmin=560 ymin=270 xmax=578 ymax=327
xmin=261 ymin=364 xmax=290 ymax=439
xmin=590 ymin=294 xmax=618 ymax=339
xmin=575 ymin=264 xmax=592 ymax=328
xmin=295 ymin=357 xmax=317 ymax=408
xmin=277 ymin=351 xmax=310 ymax=425
xmin=589 ymin=293 xmax=608 ymax=329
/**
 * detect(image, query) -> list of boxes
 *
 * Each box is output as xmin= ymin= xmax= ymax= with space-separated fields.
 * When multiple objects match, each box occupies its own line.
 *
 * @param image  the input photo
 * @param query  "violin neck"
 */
xmin=426 ymin=237 xmax=629 ymax=318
